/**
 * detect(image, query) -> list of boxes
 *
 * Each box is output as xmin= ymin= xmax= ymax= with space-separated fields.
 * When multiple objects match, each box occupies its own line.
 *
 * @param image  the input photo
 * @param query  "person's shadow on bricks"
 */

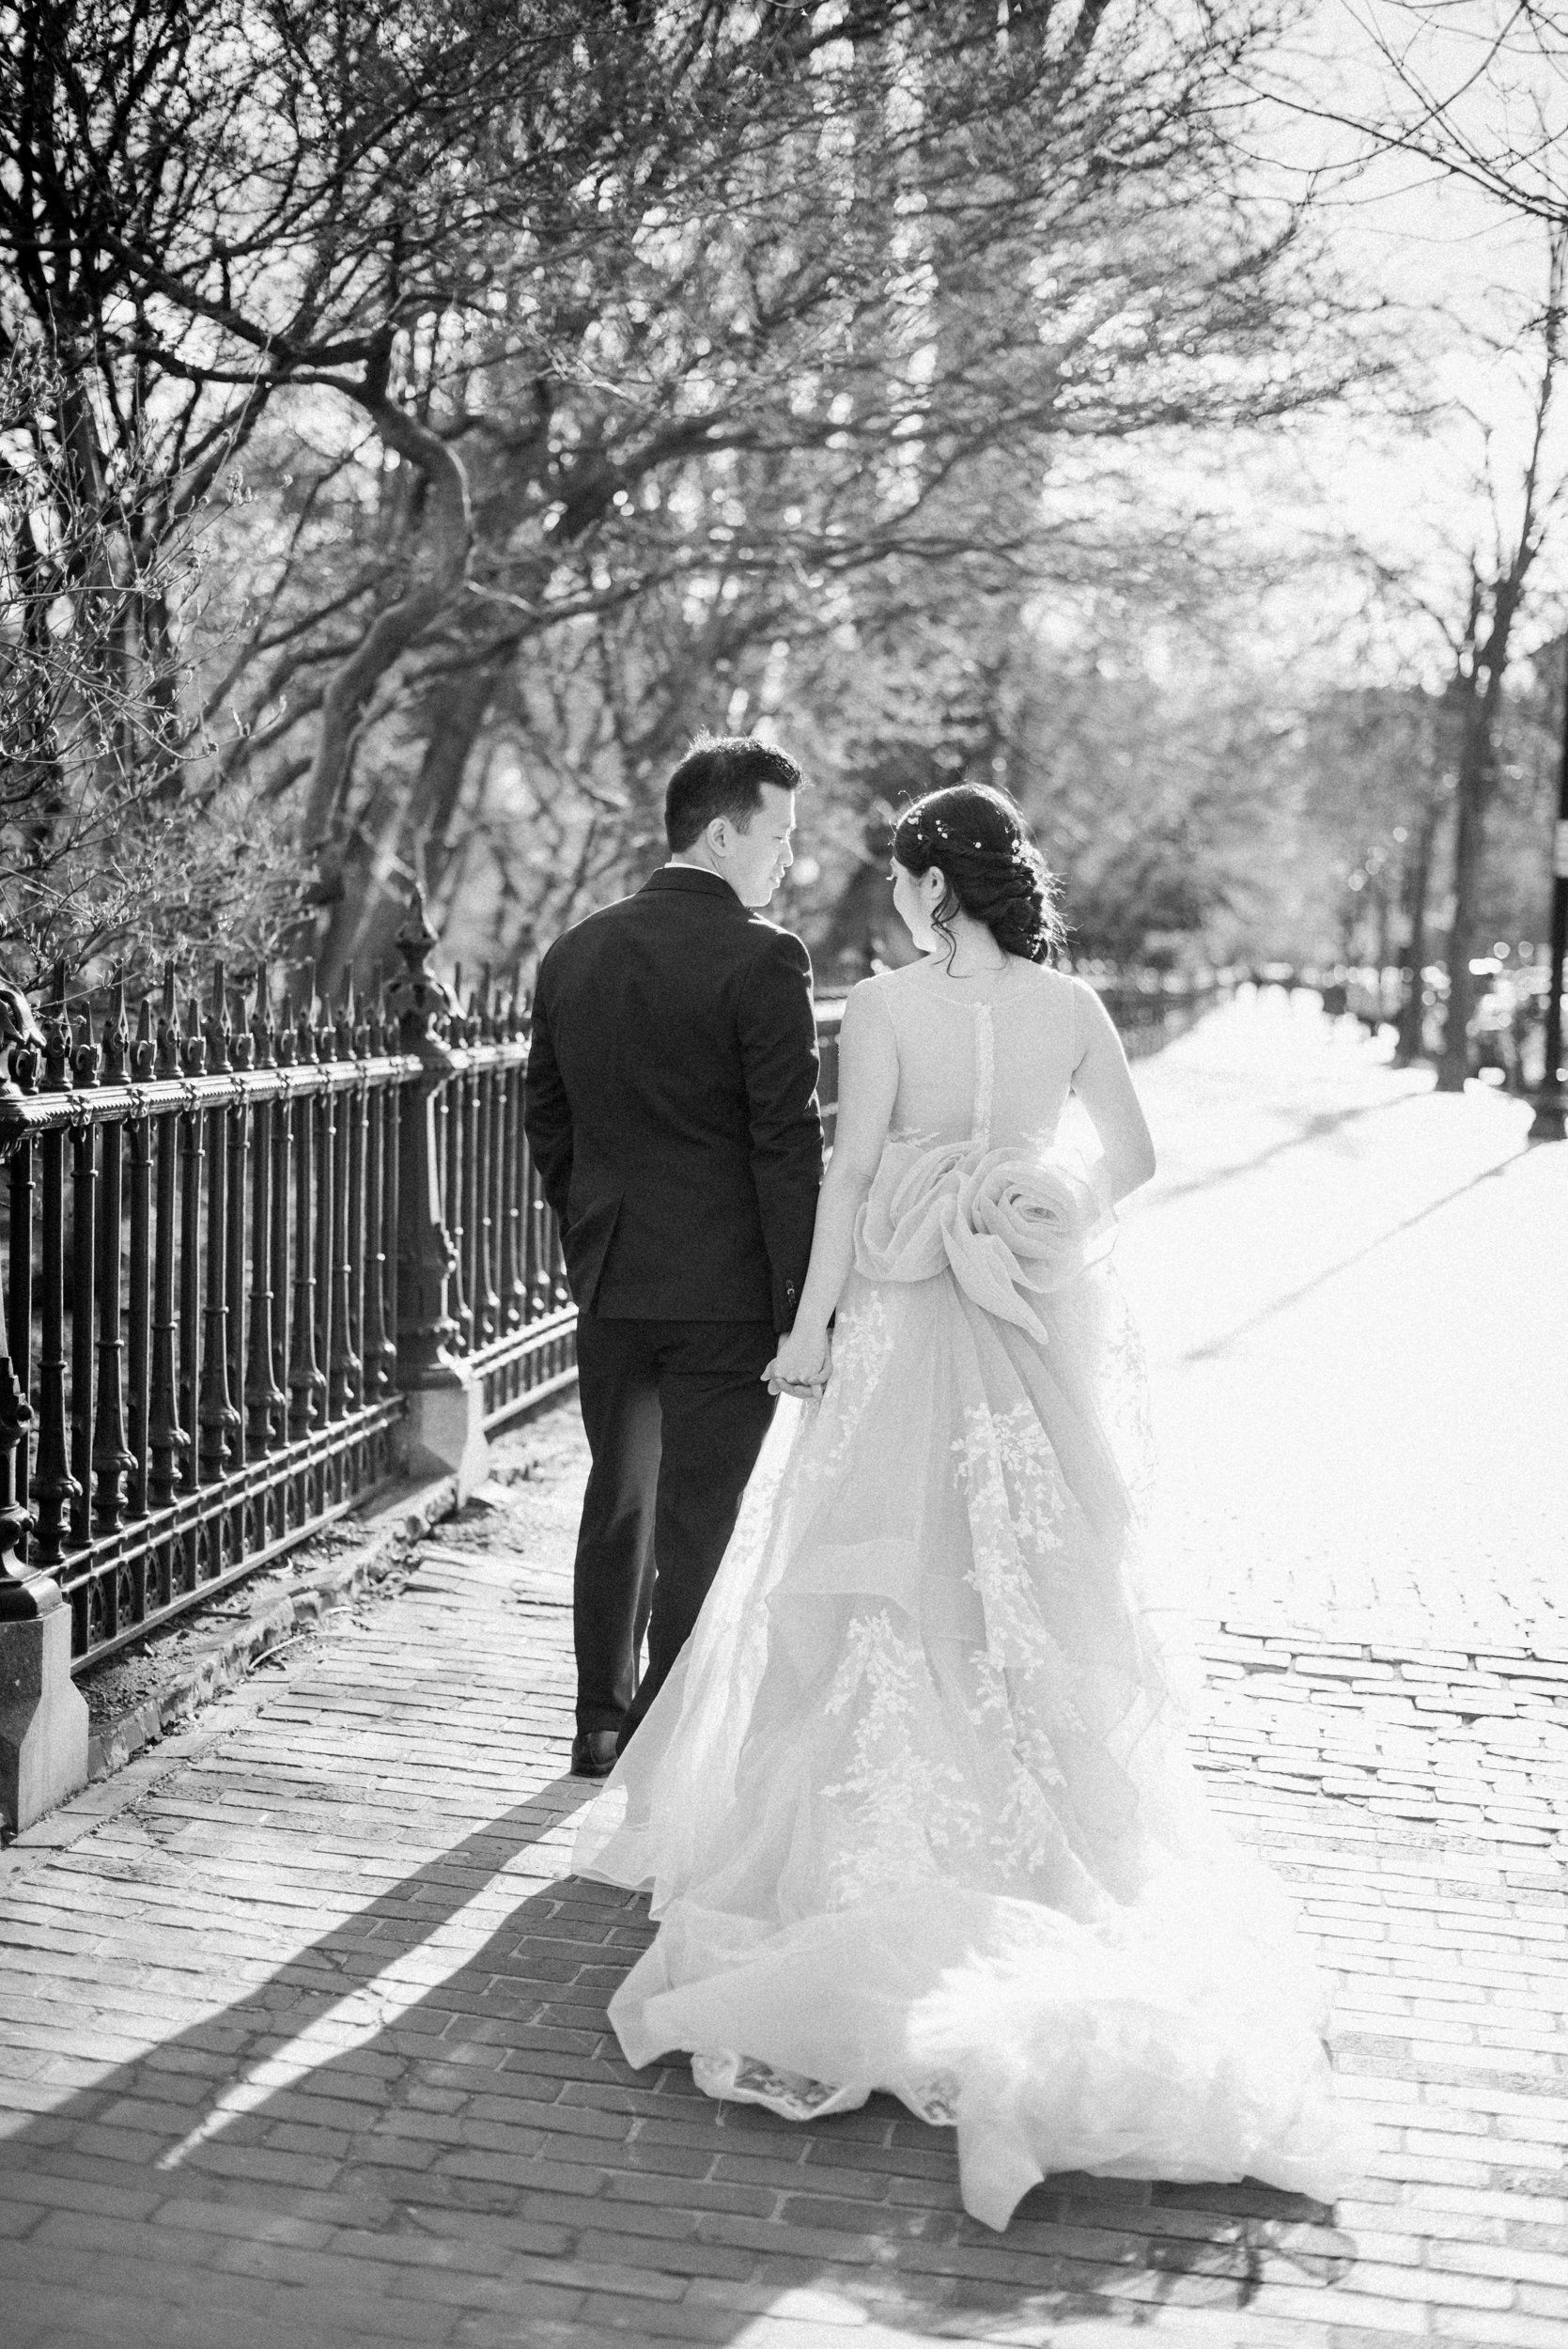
xmin=0 ymin=1779 xmax=1355 ymax=2349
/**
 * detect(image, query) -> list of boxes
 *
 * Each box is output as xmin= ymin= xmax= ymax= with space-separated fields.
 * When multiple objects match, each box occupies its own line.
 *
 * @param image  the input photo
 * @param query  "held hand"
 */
xmin=763 ymin=1323 xmax=832 ymax=1402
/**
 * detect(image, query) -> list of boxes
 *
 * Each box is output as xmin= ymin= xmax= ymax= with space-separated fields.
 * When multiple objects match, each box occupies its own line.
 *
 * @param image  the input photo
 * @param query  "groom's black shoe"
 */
xmin=570 ymin=1730 xmax=619 ymax=1780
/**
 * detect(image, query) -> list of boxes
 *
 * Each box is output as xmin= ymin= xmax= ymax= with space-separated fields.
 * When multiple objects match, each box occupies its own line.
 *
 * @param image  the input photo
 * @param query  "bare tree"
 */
xmin=0 ymin=0 xmax=652 ymax=930
xmin=287 ymin=0 xmax=1366 ymax=985
xmin=1293 ymin=0 xmax=1568 ymax=229
xmin=1283 ymin=681 xmax=1457 ymax=1051
xmin=1421 ymin=229 xmax=1568 ymax=1085
xmin=2 ymin=0 xmax=1369 ymax=990
xmin=0 ymin=345 xmax=296 ymax=979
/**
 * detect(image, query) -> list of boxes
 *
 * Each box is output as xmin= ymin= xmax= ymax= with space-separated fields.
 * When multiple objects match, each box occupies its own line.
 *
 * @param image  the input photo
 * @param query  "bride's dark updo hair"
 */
xmin=892 ymin=783 xmax=1066 ymax=966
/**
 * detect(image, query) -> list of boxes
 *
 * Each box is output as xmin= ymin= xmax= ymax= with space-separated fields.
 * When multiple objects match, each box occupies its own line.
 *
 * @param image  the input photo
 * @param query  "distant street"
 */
xmin=1120 ymin=989 xmax=1566 ymax=1652
xmin=1 ymin=992 xmax=1564 ymax=2348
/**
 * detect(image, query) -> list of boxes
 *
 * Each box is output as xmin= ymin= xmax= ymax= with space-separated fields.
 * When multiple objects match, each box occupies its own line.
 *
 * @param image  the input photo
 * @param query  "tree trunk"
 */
xmin=314 ymin=664 xmax=497 ymax=998
xmin=1394 ymin=794 xmax=1442 ymax=1066
xmin=1436 ymin=689 xmax=1494 ymax=1092
xmin=298 ymin=360 xmax=473 ymax=885
xmin=138 ymin=586 xmax=183 ymax=801
xmin=1374 ymin=877 xmax=1391 ymax=1016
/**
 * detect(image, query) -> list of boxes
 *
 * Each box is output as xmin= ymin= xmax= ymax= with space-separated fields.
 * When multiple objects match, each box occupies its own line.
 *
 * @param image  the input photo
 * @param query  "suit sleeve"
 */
xmin=737 ymin=927 xmax=824 ymax=1332
xmin=521 ymin=957 xmax=574 ymax=1229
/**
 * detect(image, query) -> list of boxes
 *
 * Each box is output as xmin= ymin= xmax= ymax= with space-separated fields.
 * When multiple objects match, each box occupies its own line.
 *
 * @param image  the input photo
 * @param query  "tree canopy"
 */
xmin=2 ymin=0 xmax=1361 ymax=981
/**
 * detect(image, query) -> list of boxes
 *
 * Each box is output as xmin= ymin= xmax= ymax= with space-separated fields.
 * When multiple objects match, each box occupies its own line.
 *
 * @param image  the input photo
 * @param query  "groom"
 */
xmin=522 ymin=735 xmax=825 ymax=1778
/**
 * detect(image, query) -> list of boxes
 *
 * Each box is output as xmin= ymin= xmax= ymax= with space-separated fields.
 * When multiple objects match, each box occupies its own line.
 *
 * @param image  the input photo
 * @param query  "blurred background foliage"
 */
xmin=2 ymin=0 xmax=1565 ymax=1080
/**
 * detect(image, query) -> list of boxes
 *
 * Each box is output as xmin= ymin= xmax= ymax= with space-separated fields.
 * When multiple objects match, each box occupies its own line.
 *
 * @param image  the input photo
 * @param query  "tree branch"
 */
xmin=298 ymin=358 xmax=474 ymax=861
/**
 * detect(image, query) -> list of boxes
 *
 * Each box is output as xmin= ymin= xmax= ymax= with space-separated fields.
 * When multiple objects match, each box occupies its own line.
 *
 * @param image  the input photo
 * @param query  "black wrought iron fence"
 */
xmin=432 ymin=975 xmax=578 ymax=1432
xmin=0 ymin=972 xmax=408 ymax=1670
xmin=0 ymin=894 xmax=574 ymax=1672
xmin=0 ymin=917 xmax=1218 ymax=1675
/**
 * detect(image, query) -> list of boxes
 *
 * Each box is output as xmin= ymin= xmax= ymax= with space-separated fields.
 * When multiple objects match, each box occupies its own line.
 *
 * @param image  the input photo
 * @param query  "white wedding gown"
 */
xmin=575 ymin=960 xmax=1370 ymax=2230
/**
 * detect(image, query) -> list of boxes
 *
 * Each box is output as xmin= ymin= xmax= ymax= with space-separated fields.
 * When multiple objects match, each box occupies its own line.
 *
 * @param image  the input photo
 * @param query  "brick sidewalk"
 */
xmin=1 ymin=1000 xmax=1565 ymax=2347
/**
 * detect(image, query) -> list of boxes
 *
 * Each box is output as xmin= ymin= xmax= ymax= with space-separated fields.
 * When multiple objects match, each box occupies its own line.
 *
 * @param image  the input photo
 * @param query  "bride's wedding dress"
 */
xmin=576 ymin=960 xmax=1367 ymax=2230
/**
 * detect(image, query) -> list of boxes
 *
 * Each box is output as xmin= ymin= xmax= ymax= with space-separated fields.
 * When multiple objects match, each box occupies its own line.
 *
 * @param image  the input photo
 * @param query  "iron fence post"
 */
xmin=0 ymin=986 xmax=87 ymax=1831
xmin=91 ymin=979 xmax=134 ymax=1535
xmin=386 ymin=889 xmax=461 ymax=1390
xmin=0 ymin=991 xmax=46 ymax=1613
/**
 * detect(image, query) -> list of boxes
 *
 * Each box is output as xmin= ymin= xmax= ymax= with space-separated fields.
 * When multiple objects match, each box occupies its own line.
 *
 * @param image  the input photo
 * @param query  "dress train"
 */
xmin=576 ymin=1128 xmax=1371 ymax=2228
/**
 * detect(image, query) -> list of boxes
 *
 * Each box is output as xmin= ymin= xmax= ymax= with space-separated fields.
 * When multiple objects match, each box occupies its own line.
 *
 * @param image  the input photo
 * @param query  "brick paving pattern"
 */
xmin=1 ymin=996 xmax=1565 ymax=2347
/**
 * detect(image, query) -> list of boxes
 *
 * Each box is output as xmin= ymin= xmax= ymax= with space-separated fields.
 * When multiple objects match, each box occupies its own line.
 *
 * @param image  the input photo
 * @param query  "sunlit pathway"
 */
xmin=0 ymin=994 xmax=1564 ymax=2348
xmin=1122 ymin=990 xmax=1565 ymax=1652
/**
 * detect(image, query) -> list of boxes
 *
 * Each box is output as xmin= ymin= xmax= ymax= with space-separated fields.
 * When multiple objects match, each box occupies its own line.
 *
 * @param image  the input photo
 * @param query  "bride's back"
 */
xmin=868 ymin=957 xmax=1080 ymax=1148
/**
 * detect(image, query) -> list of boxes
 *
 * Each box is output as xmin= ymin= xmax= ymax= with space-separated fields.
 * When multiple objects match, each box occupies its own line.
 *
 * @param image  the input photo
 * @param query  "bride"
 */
xmin=575 ymin=781 xmax=1368 ymax=2231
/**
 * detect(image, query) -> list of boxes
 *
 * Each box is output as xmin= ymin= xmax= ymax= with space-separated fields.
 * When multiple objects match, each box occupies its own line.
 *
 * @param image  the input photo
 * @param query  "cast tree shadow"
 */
xmin=0 ymin=1781 xmax=1356 ymax=2349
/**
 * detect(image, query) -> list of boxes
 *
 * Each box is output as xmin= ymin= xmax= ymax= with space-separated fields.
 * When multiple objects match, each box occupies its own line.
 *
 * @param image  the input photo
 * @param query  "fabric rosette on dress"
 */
xmin=855 ymin=1138 xmax=1115 ymax=1342
xmin=577 ymin=1085 xmax=1372 ymax=2225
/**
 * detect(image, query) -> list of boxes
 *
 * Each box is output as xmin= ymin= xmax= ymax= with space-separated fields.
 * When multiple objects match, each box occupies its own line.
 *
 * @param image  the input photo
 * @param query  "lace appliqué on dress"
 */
xmin=691 ymin=2051 xmax=960 ymax=2126
xmin=691 ymin=2052 xmax=866 ymax=2118
xmin=808 ymin=1284 xmax=894 ymax=1488
xmin=820 ymin=1610 xmax=983 ymax=1905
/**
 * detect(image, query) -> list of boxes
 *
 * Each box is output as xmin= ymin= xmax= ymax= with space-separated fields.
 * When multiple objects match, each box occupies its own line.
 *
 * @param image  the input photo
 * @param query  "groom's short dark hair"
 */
xmin=665 ymin=734 xmax=802 ymax=852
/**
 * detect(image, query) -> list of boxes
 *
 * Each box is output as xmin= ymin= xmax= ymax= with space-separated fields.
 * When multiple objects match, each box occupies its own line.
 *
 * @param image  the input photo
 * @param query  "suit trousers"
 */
xmin=571 ymin=1310 xmax=779 ymax=1748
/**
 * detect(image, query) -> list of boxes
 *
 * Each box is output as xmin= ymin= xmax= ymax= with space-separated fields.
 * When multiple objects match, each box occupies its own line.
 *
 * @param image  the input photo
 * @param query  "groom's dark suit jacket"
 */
xmin=522 ymin=867 xmax=823 ymax=1332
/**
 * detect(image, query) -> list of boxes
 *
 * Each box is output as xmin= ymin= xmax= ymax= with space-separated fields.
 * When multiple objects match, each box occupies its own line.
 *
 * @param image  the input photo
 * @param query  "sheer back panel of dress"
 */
xmin=875 ymin=959 xmax=1079 ymax=1149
